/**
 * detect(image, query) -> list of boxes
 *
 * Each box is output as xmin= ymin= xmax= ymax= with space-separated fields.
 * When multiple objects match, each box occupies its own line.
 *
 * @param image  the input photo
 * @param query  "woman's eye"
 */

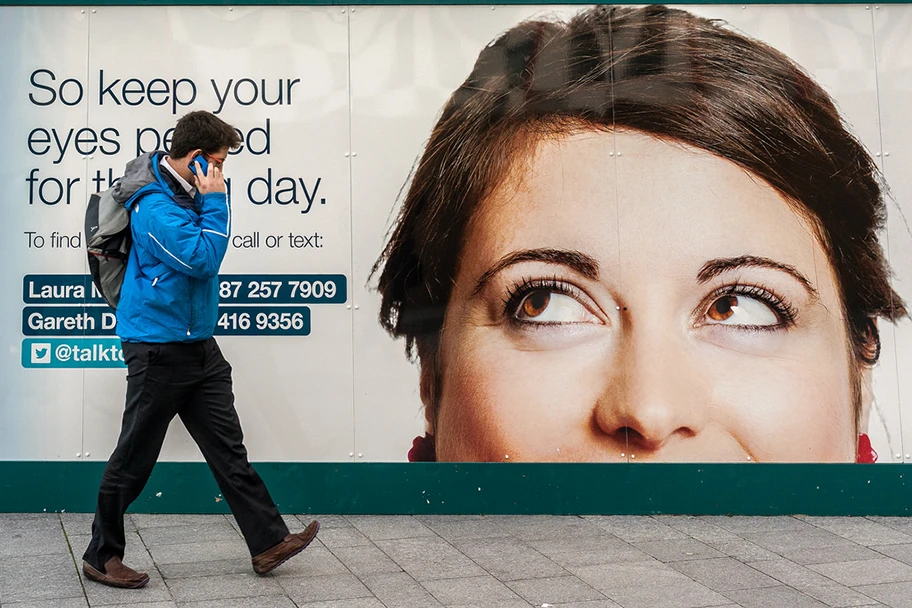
xmin=705 ymin=294 xmax=779 ymax=327
xmin=514 ymin=289 xmax=594 ymax=323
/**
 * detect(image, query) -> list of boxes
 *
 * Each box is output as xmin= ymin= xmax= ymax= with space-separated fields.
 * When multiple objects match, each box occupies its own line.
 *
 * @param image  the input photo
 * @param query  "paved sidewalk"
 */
xmin=2 ymin=513 xmax=912 ymax=607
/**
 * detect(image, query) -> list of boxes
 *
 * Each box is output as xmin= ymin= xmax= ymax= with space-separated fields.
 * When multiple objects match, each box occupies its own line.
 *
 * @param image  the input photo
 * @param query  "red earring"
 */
xmin=856 ymin=433 xmax=878 ymax=463
xmin=408 ymin=434 xmax=437 ymax=462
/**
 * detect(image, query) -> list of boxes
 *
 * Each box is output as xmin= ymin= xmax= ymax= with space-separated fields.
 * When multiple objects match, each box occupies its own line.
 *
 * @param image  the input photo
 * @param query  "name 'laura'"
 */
xmin=28 ymin=282 xmax=85 ymax=300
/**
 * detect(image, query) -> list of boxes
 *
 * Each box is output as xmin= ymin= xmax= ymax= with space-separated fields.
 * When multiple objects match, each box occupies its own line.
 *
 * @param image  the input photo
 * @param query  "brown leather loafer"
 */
xmin=252 ymin=520 xmax=320 ymax=575
xmin=82 ymin=556 xmax=150 ymax=589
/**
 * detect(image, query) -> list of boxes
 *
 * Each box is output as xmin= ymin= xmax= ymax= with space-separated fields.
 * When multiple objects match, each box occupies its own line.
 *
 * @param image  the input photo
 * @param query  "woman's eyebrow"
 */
xmin=697 ymin=255 xmax=819 ymax=297
xmin=473 ymin=248 xmax=600 ymax=296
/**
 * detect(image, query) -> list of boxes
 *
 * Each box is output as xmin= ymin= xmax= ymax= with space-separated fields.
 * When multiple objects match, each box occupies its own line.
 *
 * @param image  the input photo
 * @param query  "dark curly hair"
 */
xmin=169 ymin=110 xmax=241 ymax=158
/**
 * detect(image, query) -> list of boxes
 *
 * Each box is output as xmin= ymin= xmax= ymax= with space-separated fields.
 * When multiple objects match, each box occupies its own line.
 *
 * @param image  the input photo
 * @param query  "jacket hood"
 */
xmin=110 ymin=151 xmax=166 ymax=207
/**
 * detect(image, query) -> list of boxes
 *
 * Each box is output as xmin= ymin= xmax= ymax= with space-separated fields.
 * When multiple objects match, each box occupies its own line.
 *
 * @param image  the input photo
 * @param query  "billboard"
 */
xmin=1 ymin=3 xmax=910 ymax=464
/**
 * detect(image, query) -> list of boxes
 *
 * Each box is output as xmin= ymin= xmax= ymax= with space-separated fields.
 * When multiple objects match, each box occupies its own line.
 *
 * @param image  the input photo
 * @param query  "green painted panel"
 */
xmin=1 ymin=462 xmax=910 ymax=515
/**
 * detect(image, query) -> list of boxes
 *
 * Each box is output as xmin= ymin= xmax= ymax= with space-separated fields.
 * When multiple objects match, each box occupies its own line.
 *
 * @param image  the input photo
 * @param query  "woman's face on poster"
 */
xmin=429 ymin=130 xmax=863 ymax=462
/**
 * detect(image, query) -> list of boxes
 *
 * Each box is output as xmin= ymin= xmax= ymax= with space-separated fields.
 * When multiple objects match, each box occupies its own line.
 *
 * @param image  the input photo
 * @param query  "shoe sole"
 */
xmin=82 ymin=561 xmax=150 ymax=589
xmin=255 ymin=520 xmax=320 ymax=575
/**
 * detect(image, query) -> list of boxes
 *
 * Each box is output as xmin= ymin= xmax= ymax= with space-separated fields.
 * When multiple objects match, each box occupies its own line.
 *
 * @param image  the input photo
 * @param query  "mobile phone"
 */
xmin=188 ymin=154 xmax=209 ymax=177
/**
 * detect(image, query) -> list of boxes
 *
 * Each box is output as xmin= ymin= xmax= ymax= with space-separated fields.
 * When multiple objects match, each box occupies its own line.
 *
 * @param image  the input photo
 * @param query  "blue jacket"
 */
xmin=112 ymin=151 xmax=230 ymax=343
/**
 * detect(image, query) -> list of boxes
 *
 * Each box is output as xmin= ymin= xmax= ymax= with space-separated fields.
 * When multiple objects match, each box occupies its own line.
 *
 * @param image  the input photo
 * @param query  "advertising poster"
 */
xmin=1 ymin=4 xmax=910 ymax=465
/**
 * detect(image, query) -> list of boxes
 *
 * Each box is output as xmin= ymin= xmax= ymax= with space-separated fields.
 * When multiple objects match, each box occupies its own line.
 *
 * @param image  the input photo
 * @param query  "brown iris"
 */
xmin=521 ymin=291 xmax=551 ymax=318
xmin=708 ymin=295 xmax=738 ymax=321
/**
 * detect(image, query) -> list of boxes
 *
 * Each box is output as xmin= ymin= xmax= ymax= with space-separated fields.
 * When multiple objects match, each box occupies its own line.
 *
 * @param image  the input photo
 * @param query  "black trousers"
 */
xmin=83 ymin=338 xmax=289 ymax=570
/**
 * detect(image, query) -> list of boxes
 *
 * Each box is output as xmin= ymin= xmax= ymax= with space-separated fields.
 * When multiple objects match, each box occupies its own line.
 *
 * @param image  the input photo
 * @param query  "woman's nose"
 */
xmin=593 ymin=326 xmax=709 ymax=454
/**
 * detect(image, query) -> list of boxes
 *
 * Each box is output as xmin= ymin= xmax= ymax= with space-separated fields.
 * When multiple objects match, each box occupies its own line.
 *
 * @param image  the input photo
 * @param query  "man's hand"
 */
xmin=193 ymin=162 xmax=226 ymax=194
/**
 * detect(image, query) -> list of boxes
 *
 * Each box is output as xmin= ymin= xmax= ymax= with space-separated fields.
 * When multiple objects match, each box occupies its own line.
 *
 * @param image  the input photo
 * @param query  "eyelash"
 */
xmin=703 ymin=283 xmax=798 ymax=330
xmin=501 ymin=278 xmax=797 ymax=331
xmin=502 ymin=276 xmax=587 ymax=326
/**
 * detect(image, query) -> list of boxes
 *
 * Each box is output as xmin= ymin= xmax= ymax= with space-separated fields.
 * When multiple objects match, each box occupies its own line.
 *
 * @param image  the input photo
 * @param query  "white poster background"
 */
xmin=1 ymin=6 xmax=355 ymax=463
xmin=82 ymin=6 xmax=354 ymax=462
xmin=350 ymin=3 xmax=912 ymax=462
xmin=0 ymin=7 xmax=89 ymax=459
xmin=0 ymin=4 xmax=909 ymax=463
xmin=874 ymin=4 xmax=912 ymax=463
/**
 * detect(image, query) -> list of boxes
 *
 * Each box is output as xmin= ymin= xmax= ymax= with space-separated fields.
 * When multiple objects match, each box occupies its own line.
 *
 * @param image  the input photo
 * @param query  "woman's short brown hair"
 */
xmin=375 ymin=5 xmax=906 ymax=405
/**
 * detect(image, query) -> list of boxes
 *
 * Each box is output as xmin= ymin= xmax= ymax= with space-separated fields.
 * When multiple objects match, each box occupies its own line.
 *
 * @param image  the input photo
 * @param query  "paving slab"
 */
xmin=606 ymin=579 xmax=731 ymax=608
xmin=277 ymin=572 xmax=373 ymax=605
xmin=584 ymin=516 xmax=690 ymax=543
xmin=669 ymin=557 xmax=780 ymax=592
xmin=450 ymin=536 xmax=567 ymax=581
xmin=421 ymin=573 xmax=523 ymax=605
xmin=803 ymin=517 xmax=912 ymax=547
xmin=360 ymin=571 xmax=445 ymax=608
xmin=0 ymin=599 xmax=90 ymax=608
xmin=0 ymin=553 xmax=86 ymax=604
xmin=330 ymin=544 xmax=404 ymax=578
xmin=807 ymin=557 xmax=912 ymax=587
xmin=165 ymin=572 xmax=285 ymax=603
xmin=854 ymin=580 xmax=912 ymax=607
xmin=374 ymin=536 xmax=487 ymax=581
xmin=722 ymin=585 xmax=830 ymax=608
xmin=871 ymin=543 xmax=912 ymax=567
xmin=506 ymin=574 xmax=606 ymax=605
xmin=346 ymin=515 xmax=436 ymax=541
xmin=631 ymin=538 xmax=726 ymax=562
xmin=1 ymin=513 xmax=911 ymax=608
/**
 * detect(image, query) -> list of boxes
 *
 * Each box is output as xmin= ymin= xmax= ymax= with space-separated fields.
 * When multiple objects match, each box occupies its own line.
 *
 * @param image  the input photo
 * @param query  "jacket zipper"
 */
xmin=187 ymin=279 xmax=194 ymax=337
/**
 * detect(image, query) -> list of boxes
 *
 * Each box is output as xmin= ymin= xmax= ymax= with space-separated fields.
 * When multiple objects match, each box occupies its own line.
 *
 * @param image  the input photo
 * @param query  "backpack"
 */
xmin=85 ymin=188 xmax=132 ymax=309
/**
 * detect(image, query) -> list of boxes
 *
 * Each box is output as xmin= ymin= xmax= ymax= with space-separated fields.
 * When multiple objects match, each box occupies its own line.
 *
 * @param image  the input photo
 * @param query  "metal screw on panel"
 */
xmin=617 ymin=152 xmax=622 ymax=157
xmin=352 ymin=152 xmax=357 ymax=157
xmin=897 ymin=453 xmax=902 ymax=459
xmin=885 ymin=152 xmax=890 ymax=156
xmin=349 ymin=452 xmax=354 ymax=457
xmin=85 ymin=452 xmax=90 ymax=457
xmin=76 ymin=453 xmax=81 ymax=458
xmin=906 ymin=454 xmax=911 ymax=459
xmin=357 ymin=453 xmax=363 ymax=458
xmin=92 ymin=9 xmax=96 ymax=13
xmin=630 ymin=454 xmax=636 ymax=459
xmin=81 ymin=9 xmax=85 ymax=13
xmin=344 ymin=152 xmax=350 ymax=157
xmin=351 ymin=8 xmax=356 ymax=12
xmin=354 ymin=305 xmax=360 ymax=310
xmin=342 ymin=10 xmax=345 ymax=14
xmin=876 ymin=152 xmax=882 ymax=157
xmin=229 ymin=7 xmax=233 ymax=11
xmin=621 ymin=452 xmax=625 ymax=457
xmin=346 ymin=304 xmax=352 ymax=310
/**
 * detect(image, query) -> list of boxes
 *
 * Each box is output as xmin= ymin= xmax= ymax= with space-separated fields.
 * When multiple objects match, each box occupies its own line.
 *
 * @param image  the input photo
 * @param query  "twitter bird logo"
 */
xmin=31 ymin=343 xmax=51 ymax=364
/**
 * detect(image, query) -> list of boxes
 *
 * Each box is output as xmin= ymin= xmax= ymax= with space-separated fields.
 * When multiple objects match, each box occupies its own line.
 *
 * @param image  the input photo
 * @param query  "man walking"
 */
xmin=82 ymin=111 xmax=318 ymax=589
